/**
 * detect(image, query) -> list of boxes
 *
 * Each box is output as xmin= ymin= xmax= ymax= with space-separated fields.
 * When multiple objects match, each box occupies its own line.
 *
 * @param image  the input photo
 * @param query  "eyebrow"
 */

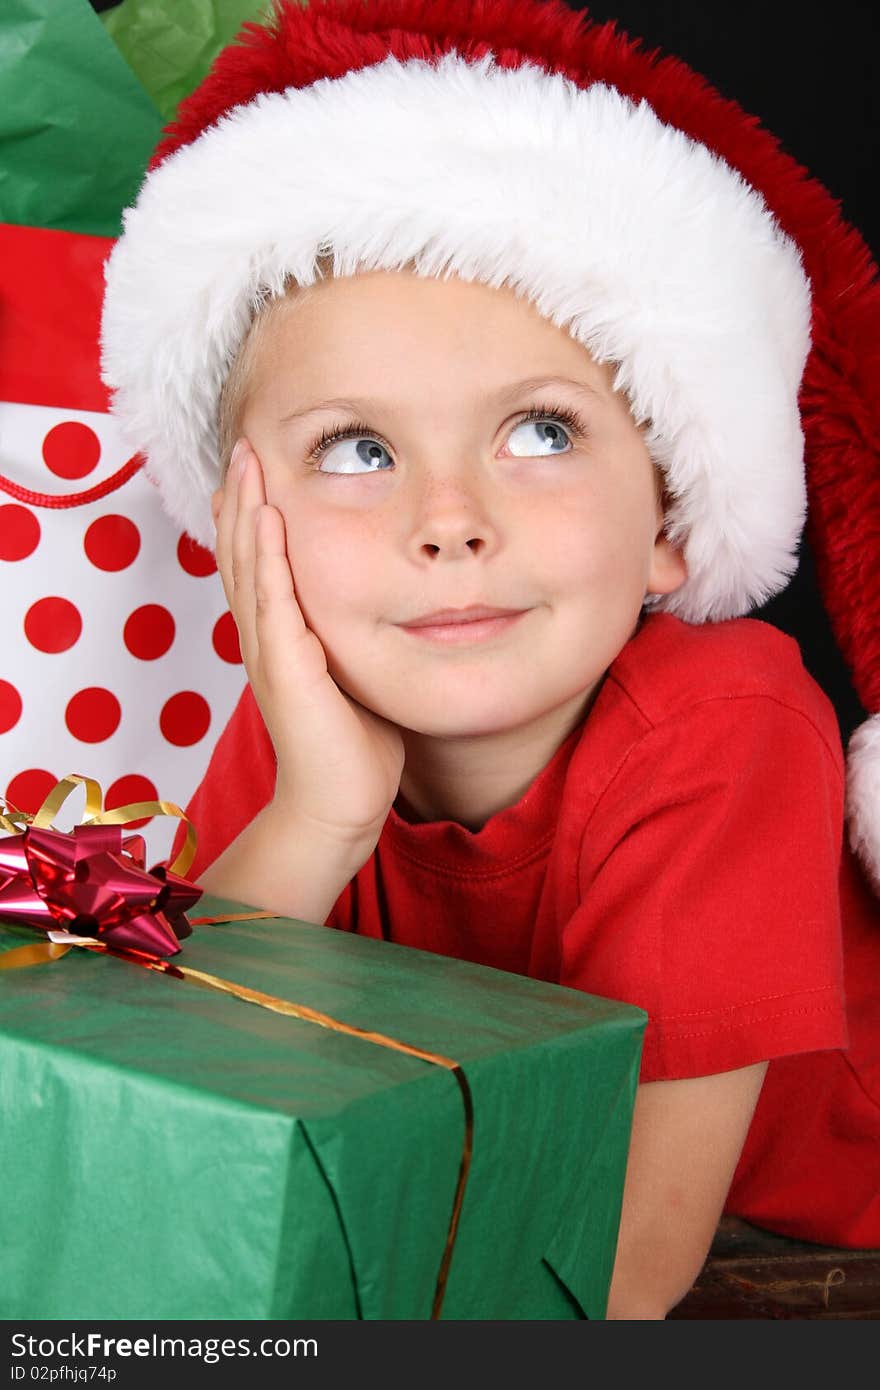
xmin=278 ymin=375 xmax=607 ymax=425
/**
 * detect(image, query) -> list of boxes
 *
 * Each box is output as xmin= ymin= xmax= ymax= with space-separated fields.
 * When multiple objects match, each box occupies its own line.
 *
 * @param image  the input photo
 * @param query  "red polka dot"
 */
xmin=160 ymin=691 xmax=211 ymax=747
xmin=123 ymin=605 xmax=175 ymax=660
xmin=0 ymin=505 xmax=41 ymax=561
xmin=24 ymin=596 xmax=83 ymax=653
xmin=5 ymin=768 xmax=57 ymax=817
xmin=42 ymin=421 xmax=101 ymax=480
xmin=65 ymin=687 xmax=122 ymax=743
xmin=0 ymin=680 xmax=23 ymax=733
xmin=84 ymin=515 xmax=141 ymax=572
xmin=212 ymin=611 xmax=242 ymax=664
xmin=177 ymin=533 xmax=217 ymax=577
xmin=105 ymin=773 xmax=158 ymax=830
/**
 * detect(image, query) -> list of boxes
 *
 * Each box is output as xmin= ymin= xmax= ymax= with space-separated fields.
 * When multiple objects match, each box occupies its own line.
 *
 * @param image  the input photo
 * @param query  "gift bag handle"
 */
xmin=0 ymin=454 xmax=143 ymax=509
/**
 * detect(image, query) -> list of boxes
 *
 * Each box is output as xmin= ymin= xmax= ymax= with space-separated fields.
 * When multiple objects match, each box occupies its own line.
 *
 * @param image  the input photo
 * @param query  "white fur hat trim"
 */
xmin=101 ymin=50 xmax=812 ymax=623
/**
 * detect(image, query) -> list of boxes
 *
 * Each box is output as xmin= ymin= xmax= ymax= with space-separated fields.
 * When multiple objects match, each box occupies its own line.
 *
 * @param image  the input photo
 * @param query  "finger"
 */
xmin=253 ymin=504 xmax=328 ymax=698
xmin=254 ymin=504 xmax=308 ymax=637
xmin=212 ymin=495 xmax=231 ymax=611
xmin=230 ymin=442 xmax=266 ymax=668
xmin=212 ymin=441 xmax=246 ymax=612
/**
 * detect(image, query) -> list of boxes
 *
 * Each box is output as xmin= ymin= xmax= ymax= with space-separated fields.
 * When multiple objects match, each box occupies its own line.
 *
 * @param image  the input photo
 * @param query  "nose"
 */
xmin=407 ymin=476 xmax=500 ymax=562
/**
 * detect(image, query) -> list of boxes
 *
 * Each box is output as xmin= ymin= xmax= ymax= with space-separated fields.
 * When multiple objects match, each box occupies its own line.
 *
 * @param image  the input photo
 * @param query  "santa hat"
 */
xmin=100 ymin=0 xmax=880 ymax=892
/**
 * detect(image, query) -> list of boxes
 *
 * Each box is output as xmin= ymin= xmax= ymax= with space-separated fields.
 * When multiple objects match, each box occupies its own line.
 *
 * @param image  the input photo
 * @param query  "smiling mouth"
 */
xmin=398 ymin=610 xmax=528 ymax=645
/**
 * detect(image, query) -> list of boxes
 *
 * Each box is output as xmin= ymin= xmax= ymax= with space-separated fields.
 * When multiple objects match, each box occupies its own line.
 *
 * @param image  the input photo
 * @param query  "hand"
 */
xmin=212 ymin=439 xmax=405 ymax=852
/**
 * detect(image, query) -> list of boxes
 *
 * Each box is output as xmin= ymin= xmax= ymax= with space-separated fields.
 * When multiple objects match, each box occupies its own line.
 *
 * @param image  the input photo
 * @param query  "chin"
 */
xmin=389 ymin=698 xmax=538 ymax=741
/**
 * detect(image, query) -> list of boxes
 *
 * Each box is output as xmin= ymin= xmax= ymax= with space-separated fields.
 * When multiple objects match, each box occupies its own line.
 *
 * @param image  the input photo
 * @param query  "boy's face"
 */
xmin=235 ymin=270 xmax=686 ymax=740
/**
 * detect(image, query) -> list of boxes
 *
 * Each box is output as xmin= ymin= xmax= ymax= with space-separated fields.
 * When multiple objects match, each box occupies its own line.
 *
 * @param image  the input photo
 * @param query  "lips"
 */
xmin=397 ymin=606 xmax=530 ymax=646
xmin=401 ymin=605 xmax=525 ymax=628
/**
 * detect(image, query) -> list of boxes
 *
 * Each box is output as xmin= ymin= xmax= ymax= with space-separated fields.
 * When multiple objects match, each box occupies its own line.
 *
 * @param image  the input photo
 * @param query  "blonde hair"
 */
xmin=217 ymin=256 xmax=336 ymax=478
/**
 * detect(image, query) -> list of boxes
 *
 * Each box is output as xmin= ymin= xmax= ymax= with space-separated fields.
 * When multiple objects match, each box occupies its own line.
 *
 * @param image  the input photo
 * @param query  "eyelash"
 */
xmin=303 ymin=402 xmax=589 ymax=469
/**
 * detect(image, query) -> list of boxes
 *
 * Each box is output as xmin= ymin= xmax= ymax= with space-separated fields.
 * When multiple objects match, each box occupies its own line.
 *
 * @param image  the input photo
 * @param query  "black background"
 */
xmin=89 ymin=0 xmax=879 ymax=738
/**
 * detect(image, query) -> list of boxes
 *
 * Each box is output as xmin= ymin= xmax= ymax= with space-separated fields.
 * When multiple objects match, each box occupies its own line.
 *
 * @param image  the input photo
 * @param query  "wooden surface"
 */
xmin=669 ymin=1217 xmax=880 ymax=1319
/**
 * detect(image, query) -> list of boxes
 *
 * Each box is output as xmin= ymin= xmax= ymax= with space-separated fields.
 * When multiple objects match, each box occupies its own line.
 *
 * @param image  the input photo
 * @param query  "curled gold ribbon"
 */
xmin=0 ymin=773 xmax=198 ymax=966
xmin=0 ymin=772 xmax=197 ymax=879
xmin=0 ymin=940 xmax=71 ymax=969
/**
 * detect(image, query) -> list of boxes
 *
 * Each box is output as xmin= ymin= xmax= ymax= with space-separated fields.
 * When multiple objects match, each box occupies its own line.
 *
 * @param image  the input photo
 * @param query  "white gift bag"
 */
xmin=0 ymin=224 xmax=246 ymax=865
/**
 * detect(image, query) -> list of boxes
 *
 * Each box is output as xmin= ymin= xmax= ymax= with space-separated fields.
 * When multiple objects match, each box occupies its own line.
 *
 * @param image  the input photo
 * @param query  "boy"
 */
xmin=101 ymin=0 xmax=880 ymax=1317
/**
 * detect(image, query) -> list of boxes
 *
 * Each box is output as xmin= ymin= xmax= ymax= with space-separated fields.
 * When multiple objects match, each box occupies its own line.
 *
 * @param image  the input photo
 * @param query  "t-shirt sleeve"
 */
xmin=560 ymin=694 xmax=849 ymax=1082
xmin=170 ymin=682 xmax=277 ymax=880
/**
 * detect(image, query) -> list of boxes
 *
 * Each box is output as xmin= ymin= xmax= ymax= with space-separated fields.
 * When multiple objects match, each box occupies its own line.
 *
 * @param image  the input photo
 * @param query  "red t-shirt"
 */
xmin=180 ymin=612 xmax=880 ymax=1247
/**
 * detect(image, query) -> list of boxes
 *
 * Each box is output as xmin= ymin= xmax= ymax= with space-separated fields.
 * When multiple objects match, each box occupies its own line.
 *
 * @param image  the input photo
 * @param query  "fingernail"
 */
xmin=230 ymin=439 xmax=248 ymax=474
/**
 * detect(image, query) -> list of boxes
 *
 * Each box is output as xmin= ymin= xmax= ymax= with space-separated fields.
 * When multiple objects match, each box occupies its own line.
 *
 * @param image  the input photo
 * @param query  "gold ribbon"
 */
xmin=0 ymin=779 xmax=473 ymax=1319
xmin=0 ymin=772 xmax=197 ymax=878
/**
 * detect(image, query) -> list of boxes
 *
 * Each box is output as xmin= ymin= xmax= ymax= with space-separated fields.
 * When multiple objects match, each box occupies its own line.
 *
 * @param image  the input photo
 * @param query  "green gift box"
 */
xmin=0 ymin=894 xmax=645 ymax=1320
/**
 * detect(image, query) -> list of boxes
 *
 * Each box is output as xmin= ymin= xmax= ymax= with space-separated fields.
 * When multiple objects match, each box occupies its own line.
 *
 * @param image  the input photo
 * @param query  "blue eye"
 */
xmin=309 ymin=425 xmax=393 ymax=474
xmin=506 ymin=411 xmax=577 ymax=457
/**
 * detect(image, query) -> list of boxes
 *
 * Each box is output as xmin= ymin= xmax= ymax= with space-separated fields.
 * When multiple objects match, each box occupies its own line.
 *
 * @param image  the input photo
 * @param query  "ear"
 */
xmin=645 ymin=471 xmax=688 ymax=597
xmin=647 ymin=532 xmax=688 ymax=597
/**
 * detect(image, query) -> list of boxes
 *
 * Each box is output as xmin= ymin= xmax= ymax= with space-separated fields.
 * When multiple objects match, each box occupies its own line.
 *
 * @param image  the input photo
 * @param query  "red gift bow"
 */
xmin=0 ymin=774 xmax=200 ymax=958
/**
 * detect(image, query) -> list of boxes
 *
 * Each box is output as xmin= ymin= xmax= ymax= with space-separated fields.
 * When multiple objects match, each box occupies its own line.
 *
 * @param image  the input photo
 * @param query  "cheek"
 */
xmin=540 ymin=485 xmax=654 ymax=594
xmin=280 ymin=506 xmax=376 ymax=630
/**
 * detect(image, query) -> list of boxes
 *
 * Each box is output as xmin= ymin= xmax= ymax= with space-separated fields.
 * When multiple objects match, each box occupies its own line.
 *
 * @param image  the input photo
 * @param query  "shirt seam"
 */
xmin=839 ymin=1048 xmax=880 ymax=1113
xmin=387 ymin=831 xmax=555 ymax=880
xmin=656 ymin=983 xmax=838 ymax=1021
xmin=651 ymin=1002 xmax=842 ymax=1040
xmin=605 ymin=681 xmax=845 ymax=788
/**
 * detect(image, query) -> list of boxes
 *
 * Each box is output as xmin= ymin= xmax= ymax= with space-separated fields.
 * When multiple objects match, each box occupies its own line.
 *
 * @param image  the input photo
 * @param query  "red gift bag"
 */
xmin=0 ymin=223 xmax=246 ymax=862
